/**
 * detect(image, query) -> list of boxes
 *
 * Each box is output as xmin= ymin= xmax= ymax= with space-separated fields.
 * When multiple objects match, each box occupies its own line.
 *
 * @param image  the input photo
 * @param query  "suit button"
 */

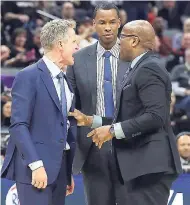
xmin=61 ymin=122 xmax=64 ymax=126
xmin=21 ymin=154 xmax=24 ymax=159
xmin=59 ymin=139 xmax=64 ymax=143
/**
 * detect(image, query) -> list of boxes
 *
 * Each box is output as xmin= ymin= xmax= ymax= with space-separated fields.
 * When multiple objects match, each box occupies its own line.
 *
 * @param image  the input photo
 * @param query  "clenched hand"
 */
xmin=31 ymin=166 xmax=48 ymax=189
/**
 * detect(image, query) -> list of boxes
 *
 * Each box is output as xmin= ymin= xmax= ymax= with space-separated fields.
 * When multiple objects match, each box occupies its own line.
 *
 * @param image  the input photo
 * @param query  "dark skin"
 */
xmin=70 ymin=21 xmax=156 ymax=149
xmin=93 ymin=9 xmax=121 ymax=50
xmin=120 ymin=20 xmax=156 ymax=62
xmin=87 ymin=20 xmax=157 ymax=148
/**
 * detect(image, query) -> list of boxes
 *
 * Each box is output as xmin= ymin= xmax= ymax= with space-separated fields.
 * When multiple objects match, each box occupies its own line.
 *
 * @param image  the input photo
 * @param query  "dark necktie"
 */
xmin=103 ymin=51 xmax=114 ymax=117
xmin=57 ymin=72 xmax=68 ymax=148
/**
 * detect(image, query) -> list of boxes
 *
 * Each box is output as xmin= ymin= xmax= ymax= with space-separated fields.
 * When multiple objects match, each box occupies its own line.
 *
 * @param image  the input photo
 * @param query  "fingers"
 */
xmin=32 ymin=179 xmax=47 ymax=189
xmin=98 ymin=141 xmax=104 ymax=149
xmin=37 ymin=181 xmax=44 ymax=189
xmin=42 ymin=179 xmax=48 ymax=189
xmin=66 ymin=186 xmax=72 ymax=196
xmin=87 ymin=130 xmax=96 ymax=138
xmin=68 ymin=109 xmax=80 ymax=116
xmin=33 ymin=181 xmax=40 ymax=188
xmin=68 ymin=112 xmax=76 ymax=117
xmin=31 ymin=167 xmax=48 ymax=190
xmin=31 ymin=178 xmax=35 ymax=186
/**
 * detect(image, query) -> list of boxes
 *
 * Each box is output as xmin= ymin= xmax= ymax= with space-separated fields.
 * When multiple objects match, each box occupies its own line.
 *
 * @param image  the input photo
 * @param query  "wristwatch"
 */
xmin=109 ymin=124 xmax=116 ymax=137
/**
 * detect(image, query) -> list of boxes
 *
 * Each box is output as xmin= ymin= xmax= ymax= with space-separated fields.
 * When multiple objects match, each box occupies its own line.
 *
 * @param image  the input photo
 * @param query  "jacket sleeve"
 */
xmin=120 ymin=66 xmax=170 ymax=140
xmin=67 ymin=65 xmax=81 ymax=110
xmin=9 ymin=70 xmax=40 ymax=165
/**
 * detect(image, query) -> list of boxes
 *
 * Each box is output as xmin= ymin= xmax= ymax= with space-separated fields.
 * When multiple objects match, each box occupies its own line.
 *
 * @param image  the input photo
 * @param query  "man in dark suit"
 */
xmin=67 ymin=2 xmax=129 ymax=205
xmin=71 ymin=20 xmax=182 ymax=205
xmin=1 ymin=19 xmax=78 ymax=205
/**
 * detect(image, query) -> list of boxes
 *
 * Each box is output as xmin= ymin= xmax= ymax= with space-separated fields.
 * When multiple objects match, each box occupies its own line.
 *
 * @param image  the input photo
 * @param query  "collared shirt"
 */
xmin=28 ymin=56 xmax=72 ymax=171
xmin=131 ymin=52 xmax=147 ymax=68
xmin=96 ymin=39 xmax=120 ymax=116
xmin=43 ymin=56 xmax=73 ymax=148
xmin=92 ymin=52 xmax=147 ymax=138
xmin=180 ymin=157 xmax=190 ymax=173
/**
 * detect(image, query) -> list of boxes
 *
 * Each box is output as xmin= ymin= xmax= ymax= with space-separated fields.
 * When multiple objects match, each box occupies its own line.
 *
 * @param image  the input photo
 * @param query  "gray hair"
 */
xmin=40 ymin=19 xmax=76 ymax=51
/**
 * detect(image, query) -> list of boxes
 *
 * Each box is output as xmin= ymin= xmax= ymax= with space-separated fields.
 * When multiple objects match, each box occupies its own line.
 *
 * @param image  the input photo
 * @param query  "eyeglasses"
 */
xmin=119 ymin=34 xmax=139 ymax=40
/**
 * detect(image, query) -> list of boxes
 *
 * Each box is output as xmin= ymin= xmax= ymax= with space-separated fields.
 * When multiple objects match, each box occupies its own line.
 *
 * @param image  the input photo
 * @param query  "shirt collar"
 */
xmin=185 ymin=62 xmax=190 ymax=71
xmin=131 ymin=52 xmax=147 ymax=68
xmin=43 ymin=55 xmax=61 ymax=78
xmin=180 ymin=157 xmax=190 ymax=164
xmin=97 ymin=38 xmax=120 ymax=60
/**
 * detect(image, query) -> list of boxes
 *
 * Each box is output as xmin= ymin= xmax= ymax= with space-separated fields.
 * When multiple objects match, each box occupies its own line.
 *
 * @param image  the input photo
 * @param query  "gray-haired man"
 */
xmin=1 ymin=19 xmax=78 ymax=205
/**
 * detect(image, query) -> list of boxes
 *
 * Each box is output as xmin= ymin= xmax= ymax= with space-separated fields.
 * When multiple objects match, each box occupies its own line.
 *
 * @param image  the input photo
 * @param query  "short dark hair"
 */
xmin=11 ymin=28 xmax=27 ymax=44
xmin=93 ymin=2 xmax=119 ymax=19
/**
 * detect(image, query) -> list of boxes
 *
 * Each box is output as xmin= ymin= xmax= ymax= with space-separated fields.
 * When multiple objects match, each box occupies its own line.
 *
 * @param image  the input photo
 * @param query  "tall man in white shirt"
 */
xmin=1 ymin=19 xmax=78 ymax=205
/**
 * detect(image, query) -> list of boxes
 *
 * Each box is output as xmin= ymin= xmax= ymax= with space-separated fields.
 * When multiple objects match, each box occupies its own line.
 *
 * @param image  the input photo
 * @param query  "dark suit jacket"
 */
xmin=103 ymin=52 xmax=182 ymax=182
xmin=67 ymin=43 xmax=129 ymax=174
xmin=1 ymin=59 xmax=77 ymax=185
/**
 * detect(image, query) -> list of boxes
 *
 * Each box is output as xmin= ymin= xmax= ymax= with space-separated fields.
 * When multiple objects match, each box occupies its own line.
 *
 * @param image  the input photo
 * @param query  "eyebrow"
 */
xmin=98 ymin=18 xmax=117 ymax=21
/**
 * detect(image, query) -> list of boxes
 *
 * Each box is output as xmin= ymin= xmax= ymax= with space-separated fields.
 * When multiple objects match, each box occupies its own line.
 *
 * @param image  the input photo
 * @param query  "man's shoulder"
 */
xmin=137 ymin=54 xmax=170 ymax=80
xmin=74 ymin=43 xmax=97 ymax=58
xmin=139 ymin=54 xmax=163 ymax=70
xmin=172 ymin=64 xmax=186 ymax=71
xmin=16 ymin=60 xmax=40 ymax=80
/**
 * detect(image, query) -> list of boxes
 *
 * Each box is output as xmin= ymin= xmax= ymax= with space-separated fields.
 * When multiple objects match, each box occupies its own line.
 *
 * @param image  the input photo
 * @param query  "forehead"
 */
xmin=67 ymin=28 xmax=75 ymax=35
xmin=121 ymin=26 xmax=132 ymax=34
xmin=95 ymin=9 xmax=118 ymax=20
xmin=178 ymin=135 xmax=190 ymax=143
xmin=64 ymin=3 xmax=73 ymax=9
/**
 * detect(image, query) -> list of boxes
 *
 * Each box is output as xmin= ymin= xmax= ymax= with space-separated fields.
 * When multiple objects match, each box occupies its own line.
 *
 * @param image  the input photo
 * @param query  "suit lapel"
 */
xmin=85 ymin=43 xmax=98 ymax=113
xmin=64 ymin=74 xmax=75 ymax=112
xmin=37 ymin=59 xmax=62 ymax=112
xmin=116 ymin=60 xmax=130 ymax=102
xmin=114 ymin=51 xmax=155 ymax=120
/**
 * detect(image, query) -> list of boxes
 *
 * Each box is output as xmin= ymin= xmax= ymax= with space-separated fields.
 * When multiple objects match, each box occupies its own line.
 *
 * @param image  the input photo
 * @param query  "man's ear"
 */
xmin=132 ymin=37 xmax=140 ymax=48
xmin=118 ymin=18 xmax=121 ymax=28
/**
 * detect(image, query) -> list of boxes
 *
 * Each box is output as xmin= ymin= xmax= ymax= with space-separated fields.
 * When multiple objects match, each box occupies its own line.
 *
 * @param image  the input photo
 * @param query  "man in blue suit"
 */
xmin=1 ymin=19 xmax=78 ymax=205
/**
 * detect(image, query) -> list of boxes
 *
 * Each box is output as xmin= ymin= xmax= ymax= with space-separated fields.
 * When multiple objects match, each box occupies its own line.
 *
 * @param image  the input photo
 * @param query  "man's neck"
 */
xmin=181 ymin=156 xmax=190 ymax=162
xmin=99 ymin=39 xmax=117 ymax=50
xmin=45 ymin=52 xmax=66 ymax=71
xmin=131 ymin=49 xmax=148 ymax=61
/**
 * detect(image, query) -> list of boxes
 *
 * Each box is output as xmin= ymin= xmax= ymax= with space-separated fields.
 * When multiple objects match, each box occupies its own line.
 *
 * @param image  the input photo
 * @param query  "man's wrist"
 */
xmin=28 ymin=160 xmax=44 ymax=171
xmin=109 ymin=124 xmax=116 ymax=137
xmin=85 ymin=116 xmax=93 ymax=127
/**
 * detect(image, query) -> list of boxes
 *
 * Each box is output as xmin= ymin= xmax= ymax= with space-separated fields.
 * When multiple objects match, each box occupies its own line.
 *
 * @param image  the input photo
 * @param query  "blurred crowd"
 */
xmin=1 ymin=1 xmax=190 ymax=172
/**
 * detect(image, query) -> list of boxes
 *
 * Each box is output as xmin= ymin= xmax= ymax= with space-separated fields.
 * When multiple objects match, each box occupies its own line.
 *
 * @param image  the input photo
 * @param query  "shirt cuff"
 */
xmin=91 ymin=115 xmax=102 ymax=129
xmin=114 ymin=123 xmax=125 ymax=139
xmin=28 ymin=160 xmax=44 ymax=171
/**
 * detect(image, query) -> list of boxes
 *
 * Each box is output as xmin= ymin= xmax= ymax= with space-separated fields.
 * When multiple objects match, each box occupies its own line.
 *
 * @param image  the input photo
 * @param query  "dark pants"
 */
xmin=16 ymin=151 xmax=68 ymax=205
xmin=125 ymin=173 xmax=177 ymax=205
xmin=82 ymin=142 xmax=128 ymax=205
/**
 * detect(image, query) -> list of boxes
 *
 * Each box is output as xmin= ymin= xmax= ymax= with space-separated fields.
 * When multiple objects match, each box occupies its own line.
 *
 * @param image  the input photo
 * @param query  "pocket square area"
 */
xmin=123 ymin=84 xmax=132 ymax=90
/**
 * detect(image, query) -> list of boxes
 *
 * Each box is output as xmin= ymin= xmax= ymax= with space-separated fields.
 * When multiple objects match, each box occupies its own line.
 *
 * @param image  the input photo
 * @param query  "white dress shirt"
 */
xmin=28 ymin=56 xmax=73 ymax=171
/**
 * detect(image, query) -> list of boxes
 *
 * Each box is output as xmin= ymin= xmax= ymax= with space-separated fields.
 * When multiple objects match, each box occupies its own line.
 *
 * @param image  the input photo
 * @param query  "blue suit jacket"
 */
xmin=1 ymin=59 xmax=77 ymax=185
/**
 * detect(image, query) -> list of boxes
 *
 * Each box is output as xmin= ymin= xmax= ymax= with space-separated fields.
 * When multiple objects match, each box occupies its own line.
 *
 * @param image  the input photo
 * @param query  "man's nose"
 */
xmin=105 ymin=24 xmax=111 ymax=32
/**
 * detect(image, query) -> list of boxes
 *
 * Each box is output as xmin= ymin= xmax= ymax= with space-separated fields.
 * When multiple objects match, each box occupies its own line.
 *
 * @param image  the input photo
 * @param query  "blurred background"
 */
xmin=1 ymin=1 xmax=190 ymax=205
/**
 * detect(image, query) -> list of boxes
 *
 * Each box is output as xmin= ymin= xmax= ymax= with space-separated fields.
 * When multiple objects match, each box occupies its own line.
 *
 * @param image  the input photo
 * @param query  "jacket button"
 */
xmin=61 ymin=122 xmax=64 ymax=126
xmin=59 ymin=139 xmax=64 ymax=143
xmin=21 ymin=154 xmax=24 ymax=159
